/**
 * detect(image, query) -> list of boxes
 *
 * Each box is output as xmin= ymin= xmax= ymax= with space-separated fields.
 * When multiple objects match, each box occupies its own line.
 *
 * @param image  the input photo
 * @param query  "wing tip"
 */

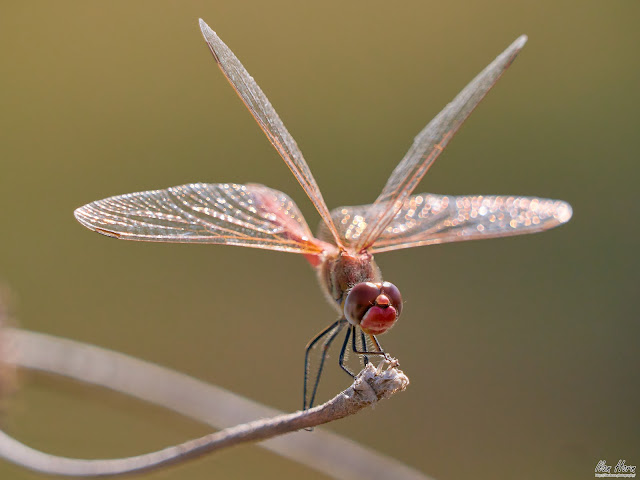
xmin=199 ymin=18 xmax=219 ymax=41
xmin=74 ymin=205 xmax=120 ymax=239
xmin=556 ymin=201 xmax=573 ymax=224
xmin=198 ymin=18 xmax=210 ymax=33
xmin=514 ymin=34 xmax=528 ymax=50
xmin=198 ymin=18 xmax=216 ymax=42
xmin=198 ymin=18 xmax=222 ymax=62
xmin=73 ymin=205 xmax=90 ymax=228
xmin=501 ymin=34 xmax=528 ymax=66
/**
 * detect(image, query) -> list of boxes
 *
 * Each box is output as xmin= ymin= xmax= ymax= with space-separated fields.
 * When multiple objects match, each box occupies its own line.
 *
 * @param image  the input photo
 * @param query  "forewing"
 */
xmin=74 ymin=183 xmax=332 ymax=255
xmin=198 ymin=19 xmax=343 ymax=248
xmin=355 ymin=35 xmax=528 ymax=251
xmin=328 ymin=193 xmax=572 ymax=253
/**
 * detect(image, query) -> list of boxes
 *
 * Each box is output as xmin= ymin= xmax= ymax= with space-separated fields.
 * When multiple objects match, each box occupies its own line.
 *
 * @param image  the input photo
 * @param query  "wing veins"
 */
xmin=75 ymin=183 xmax=328 ymax=255
xmin=198 ymin=19 xmax=343 ymax=249
xmin=355 ymin=36 xmax=528 ymax=251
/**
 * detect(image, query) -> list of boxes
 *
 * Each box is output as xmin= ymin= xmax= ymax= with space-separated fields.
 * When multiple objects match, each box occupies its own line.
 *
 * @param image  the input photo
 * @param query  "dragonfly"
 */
xmin=74 ymin=19 xmax=572 ymax=411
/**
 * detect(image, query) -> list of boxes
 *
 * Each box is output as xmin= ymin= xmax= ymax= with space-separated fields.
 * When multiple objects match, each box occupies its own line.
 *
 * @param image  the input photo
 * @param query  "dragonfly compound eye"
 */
xmin=380 ymin=281 xmax=403 ymax=317
xmin=344 ymin=282 xmax=402 ymax=335
xmin=344 ymin=282 xmax=379 ymax=326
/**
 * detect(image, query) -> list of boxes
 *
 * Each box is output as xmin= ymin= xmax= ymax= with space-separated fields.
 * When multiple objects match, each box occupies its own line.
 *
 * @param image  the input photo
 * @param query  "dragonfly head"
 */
xmin=344 ymin=281 xmax=403 ymax=335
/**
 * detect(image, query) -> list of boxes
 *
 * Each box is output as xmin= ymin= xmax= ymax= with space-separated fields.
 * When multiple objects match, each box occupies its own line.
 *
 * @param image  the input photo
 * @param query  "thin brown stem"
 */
xmin=0 ymin=329 xmax=427 ymax=479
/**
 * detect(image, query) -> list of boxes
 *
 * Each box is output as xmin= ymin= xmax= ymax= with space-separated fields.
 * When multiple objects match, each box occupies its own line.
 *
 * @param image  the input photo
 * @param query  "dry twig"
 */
xmin=0 ymin=329 xmax=427 ymax=479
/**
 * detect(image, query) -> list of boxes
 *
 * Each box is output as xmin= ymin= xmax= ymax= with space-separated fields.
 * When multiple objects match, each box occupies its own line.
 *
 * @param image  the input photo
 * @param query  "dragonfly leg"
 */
xmin=303 ymin=319 xmax=346 ymax=411
xmin=351 ymin=329 xmax=387 ymax=357
xmin=338 ymin=326 xmax=357 ymax=377
xmin=360 ymin=330 xmax=370 ymax=366
xmin=369 ymin=333 xmax=393 ymax=361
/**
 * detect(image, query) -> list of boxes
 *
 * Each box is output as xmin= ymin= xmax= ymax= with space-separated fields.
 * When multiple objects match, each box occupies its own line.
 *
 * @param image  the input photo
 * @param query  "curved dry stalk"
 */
xmin=0 ymin=329 xmax=429 ymax=479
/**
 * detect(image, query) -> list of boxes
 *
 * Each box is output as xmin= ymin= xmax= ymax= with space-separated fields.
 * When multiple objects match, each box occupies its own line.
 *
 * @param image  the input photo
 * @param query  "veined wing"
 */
xmin=198 ymin=19 xmax=344 ymax=249
xmin=324 ymin=193 xmax=572 ymax=253
xmin=355 ymin=35 xmax=528 ymax=251
xmin=74 ymin=183 xmax=334 ymax=256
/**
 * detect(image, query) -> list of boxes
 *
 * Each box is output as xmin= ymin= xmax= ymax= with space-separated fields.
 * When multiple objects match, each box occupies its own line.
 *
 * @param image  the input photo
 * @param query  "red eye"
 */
xmin=381 ymin=282 xmax=403 ymax=317
xmin=344 ymin=282 xmax=380 ymax=326
xmin=344 ymin=281 xmax=404 ymax=332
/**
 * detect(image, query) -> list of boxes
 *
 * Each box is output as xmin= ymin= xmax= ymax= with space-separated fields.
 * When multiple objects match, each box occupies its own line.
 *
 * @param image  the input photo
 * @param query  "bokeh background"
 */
xmin=0 ymin=1 xmax=638 ymax=479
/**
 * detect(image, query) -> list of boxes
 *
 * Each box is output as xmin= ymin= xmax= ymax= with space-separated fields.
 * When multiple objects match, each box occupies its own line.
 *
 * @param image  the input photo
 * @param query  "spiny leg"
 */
xmin=359 ymin=330 xmax=370 ymax=367
xmin=306 ymin=321 xmax=345 ymax=410
xmin=338 ymin=326 xmax=357 ymax=377
xmin=351 ymin=327 xmax=387 ymax=357
xmin=303 ymin=319 xmax=345 ymax=410
xmin=369 ymin=333 xmax=385 ymax=355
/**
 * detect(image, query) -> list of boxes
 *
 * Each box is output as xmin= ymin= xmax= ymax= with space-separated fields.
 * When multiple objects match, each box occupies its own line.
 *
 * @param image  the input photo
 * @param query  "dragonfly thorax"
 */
xmin=313 ymin=250 xmax=399 ymax=334
xmin=317 ymin=250 xmax=381 ymax=309
xmin=316 ymin=250 xmax=403 ymax=335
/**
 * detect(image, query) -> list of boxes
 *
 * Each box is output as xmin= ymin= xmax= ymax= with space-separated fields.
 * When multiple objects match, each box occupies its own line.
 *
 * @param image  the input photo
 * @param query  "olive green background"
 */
xmin=0 ymin=1 xmax=638 ymax=479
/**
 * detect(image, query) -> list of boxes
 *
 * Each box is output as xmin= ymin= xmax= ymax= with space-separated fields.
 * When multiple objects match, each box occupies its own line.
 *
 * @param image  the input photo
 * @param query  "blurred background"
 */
xmin=0 ymin=1 xmax=638 ymax=479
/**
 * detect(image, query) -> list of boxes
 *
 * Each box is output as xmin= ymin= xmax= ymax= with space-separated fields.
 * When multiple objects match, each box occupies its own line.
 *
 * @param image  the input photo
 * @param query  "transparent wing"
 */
xmin=323 ymin=193 xmax=572 ymax=253
xmin=74 ymin=183 xmax=334 ymax=256
xmin=355 ymin=35 xmax=528 ymax=251
xmin=198 ymin=19 xmax=343 ymax=249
